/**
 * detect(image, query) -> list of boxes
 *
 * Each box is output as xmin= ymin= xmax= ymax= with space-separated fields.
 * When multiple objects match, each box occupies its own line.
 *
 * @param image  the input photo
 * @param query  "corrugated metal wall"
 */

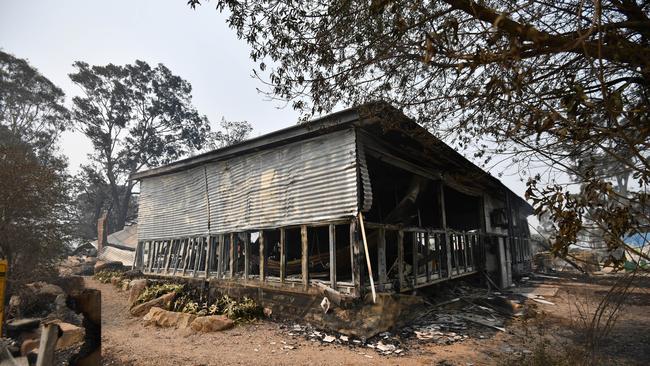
xmin=138 ymin=166 xmax=209 ymax=240
xmin=208 ymin=128 xmax=360 ymax=233
xmin=138 ymin=128 xmax=364 ymax=240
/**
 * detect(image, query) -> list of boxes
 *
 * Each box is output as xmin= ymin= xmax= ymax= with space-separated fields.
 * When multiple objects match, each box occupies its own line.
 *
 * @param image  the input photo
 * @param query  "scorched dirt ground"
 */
xmin=88 ymin=273 xmax=650 ymax=366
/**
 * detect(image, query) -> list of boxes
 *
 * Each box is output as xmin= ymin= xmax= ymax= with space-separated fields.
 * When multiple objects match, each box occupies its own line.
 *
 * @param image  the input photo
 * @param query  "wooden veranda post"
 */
xmin=329 ymin=224 xmax=337 ymax=289
xmin=301 ymin=225 xmax=309 ymax=290
xmin=280 ymin=228 xmax=286 ymax=283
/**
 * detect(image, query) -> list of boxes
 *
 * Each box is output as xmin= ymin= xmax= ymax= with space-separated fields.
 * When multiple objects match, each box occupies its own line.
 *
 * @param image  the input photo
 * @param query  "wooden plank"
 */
xmin=439 ymin=183 xmax=452 ymax=278
xmin=329 ymin=224 xmax=337 ymax=289
xmin=244 ymin=232 xmax=250 ymax=281
xmin=377 ymin=226 xmax=387 ymax=284
xmin=132 ymin=242 xmax=140 ymax=270
xmin=463 ymin=234 xmax=469 ymax=272
xmin=229 ymin=233 xmax=235 ymax=278
xmin=280 ymin=228 xmax=286 ymax=283
xmin=145 ymin=241 xmax=151 ymax=272
xmin=153 ymin=241 xmax=159 ymax=272
xmin=301 ymin=225 xmax=308 ymax=290
xmin=437 ymin=233 xmax=443 ymax=278
xmin=205 ymin=236 xmax=212 ymax=278
xmin=397 ymin=230 xmax=404 ymax=291
xmin=193 ymin=239 xmax=201 ymax=277
xmin=350 ymin=220 xmax=361 ymax=296
xmin=173 ymin=239 xmax=185 ymax=276
xmin=358 ymin=213 xmax=376 ymax=303
xmin=164 ymin=240 xmax=174 ymax=273
xmin=412 ymin=234 xmax=418 ymax=285
xmin=182 ymin=239 xmax=191 ymax=275
xmin=35 ymin=323 xmax=60 ymax=366
xmin=217 ymin=235 xmax=224 ymax=278
xmin=259 ymin=231 xmax=265 ymax=282
xmin=425 ymin=233 xmax=431 ymax=282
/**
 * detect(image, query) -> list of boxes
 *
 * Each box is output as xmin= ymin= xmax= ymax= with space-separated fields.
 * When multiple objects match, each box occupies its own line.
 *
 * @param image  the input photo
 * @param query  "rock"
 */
xmin=130 ymin=292 xmax=176 ymax=317
xmin=8 ymin=295 xmax=22 ymax=318
xmin=143 ymin=307 xmax=197 ymax=329
xmin=25 ymin=282 xmax=64 ymax=298
xmin=20 ymin=338 xmax=40 ymax=357
xmin=56 ymin=276 xmax=85 ymax=295
xmin=190 ymin=315 xmax=234 ymax=332
xmin=110 ymin=276 xmax=121 ymax=286
xmin=94 ymin=261 xmax=124 ymax=273
xmin=6 ymin=318 xmax=41 ymax=333
xmin=55 ymin=294 xmax=67 ymax=310
xmin=54 ymin=321 xmax=85 ymax=349
xmin=128 ymin=279 xmax=149 ymax=307
xmin=122 ymin=269 xmax=143 ymax=279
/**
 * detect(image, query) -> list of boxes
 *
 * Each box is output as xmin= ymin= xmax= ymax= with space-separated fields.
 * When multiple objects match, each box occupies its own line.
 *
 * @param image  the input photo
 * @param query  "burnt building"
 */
xmin=130 ymin=103 xmax=532 ymax=309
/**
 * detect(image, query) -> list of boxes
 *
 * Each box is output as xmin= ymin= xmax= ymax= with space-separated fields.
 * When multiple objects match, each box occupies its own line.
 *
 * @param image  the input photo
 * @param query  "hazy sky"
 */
xmin=0 ymin=0 xmax=300 ymax=168
xmin=0 ymin=0 xmax=533 ymax=202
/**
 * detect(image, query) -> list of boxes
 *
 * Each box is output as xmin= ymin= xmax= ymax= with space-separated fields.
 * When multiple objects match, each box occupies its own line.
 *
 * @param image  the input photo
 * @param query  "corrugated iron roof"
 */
xmin=131 ymin=102 xmax=532 ymax=212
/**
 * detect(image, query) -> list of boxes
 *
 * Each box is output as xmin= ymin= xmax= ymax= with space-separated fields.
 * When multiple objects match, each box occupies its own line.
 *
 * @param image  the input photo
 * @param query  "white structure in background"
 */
xmin=91 ymin=224 xmax=138 ymax=267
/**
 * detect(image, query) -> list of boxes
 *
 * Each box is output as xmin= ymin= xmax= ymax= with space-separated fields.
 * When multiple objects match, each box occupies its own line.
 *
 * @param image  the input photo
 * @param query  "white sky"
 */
xmin=0 ymin=0 xmax=536 ymax=211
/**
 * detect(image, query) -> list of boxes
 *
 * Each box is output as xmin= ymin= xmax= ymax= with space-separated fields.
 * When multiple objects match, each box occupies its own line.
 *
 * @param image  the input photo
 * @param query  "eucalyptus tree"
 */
xmin=0 ymin=51 xmax=71 ymax=285
xmin=70 ymin=60 xmax=211 ymax=231
xmin=190 ymin=0 xmax=650 ymax=267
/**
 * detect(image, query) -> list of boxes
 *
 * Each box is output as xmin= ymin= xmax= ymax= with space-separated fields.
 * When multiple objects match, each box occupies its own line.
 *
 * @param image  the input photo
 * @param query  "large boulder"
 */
xmin=143 ymin=307 xmax=197 ymax=329
xmin=54 ymin=321 xmax=85 ymax=349
xmin=130 ymin=292 xmax=176 ymax=317
xmin=128 ymin=279 xmax=149 ymax=306
xmin=94 ymin=261 xmax=124 ymax=273
xmin=190 ymin=315 xmax=234 ymax=332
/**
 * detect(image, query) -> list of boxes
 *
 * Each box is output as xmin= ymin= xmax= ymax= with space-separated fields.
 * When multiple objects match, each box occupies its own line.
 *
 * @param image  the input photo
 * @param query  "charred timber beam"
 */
xmin=259 ymin=231 xmax=266 ymax=283
xmin=329 ymin=224 xmax=336 ymax=289
xmin=217 ymin=235 xmax=224 ymax=278
xmin=301 ymin=225 xmax=308 ymax=290
xmin=397 ymin=230 xmax=405 ymax=291
xmin=229 ymin=233 xmax=235 ymax=278
xmin=350 ymin=219 xmax=361 ymax=296
xmin=377 ymin=226 xmax=387 ymax=284
xmin=205 ymin=236 xmax=212 ymax=278
xmin=244 ymin=233 xmax=250 ymax=281
xmin=280 ymin=228 xmax=286 ymax=283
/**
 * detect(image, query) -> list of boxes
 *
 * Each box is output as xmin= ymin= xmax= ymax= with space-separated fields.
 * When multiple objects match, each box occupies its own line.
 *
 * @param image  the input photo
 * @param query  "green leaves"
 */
xmin=69 ymin=60 xmax=212 ymax=230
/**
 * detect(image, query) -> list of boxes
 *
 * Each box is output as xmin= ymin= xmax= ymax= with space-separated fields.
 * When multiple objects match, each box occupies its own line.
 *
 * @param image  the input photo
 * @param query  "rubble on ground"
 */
xmin=2 ymin=277 xmax=100 ymax=365
xmin=273 ymin=277 xmax=559 ymax=358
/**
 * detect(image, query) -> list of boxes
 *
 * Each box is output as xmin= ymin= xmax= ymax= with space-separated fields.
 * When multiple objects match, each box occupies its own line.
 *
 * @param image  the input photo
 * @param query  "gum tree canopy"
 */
xmin=191 ymin=0 xmax=649 ymax=265
xmin=70 ymin=60 xmax=211 ymax=231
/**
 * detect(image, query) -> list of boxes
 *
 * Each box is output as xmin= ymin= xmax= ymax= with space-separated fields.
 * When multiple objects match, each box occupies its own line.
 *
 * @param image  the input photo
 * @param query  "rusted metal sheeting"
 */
xmin=138 ymin=166 xmax=209 ymax=240
xmin=207 ymin=128 xmax=360 ymax=233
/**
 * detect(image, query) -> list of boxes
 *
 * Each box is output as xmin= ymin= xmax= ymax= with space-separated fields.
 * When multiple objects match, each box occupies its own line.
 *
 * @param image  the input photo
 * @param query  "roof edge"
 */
xmin=130 ymin=106 xmax=361 ymax=180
